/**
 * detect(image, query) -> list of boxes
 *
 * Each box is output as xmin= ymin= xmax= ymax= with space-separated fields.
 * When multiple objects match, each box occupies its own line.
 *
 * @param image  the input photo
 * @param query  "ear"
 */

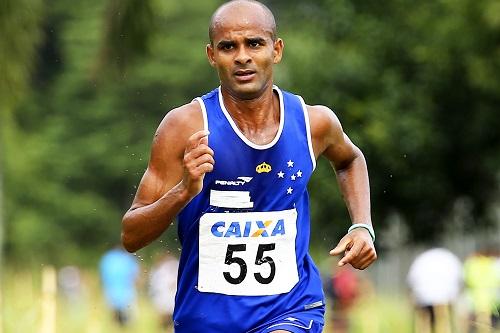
xmin=206 ymin=43 xmax=216 ymax=67
xmin=272 ymin=38 xmax=284 ymax=64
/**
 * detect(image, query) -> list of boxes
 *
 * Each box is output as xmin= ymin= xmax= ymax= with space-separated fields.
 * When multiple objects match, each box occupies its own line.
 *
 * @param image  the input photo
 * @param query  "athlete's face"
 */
xmin=207 ymin=7 xmax=283 ymax=100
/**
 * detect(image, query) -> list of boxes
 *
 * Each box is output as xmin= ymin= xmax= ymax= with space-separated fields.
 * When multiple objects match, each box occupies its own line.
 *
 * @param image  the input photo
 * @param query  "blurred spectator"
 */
xmin=58 ymin=265 xmax=82 ymax=303
xmin=494 ymin=252 xmax=500 ymax=329
xmin=324 ymin=264 xmax=360 ymax=333
xmin=463 ymin=249 xmax=499 ymax=333
xmin=148 ymin=252 xmax=179 ymax=330
xmin=99 ymin=245 xmax=139 ymax=327
xmin=407 ymin=248 xmax=463 ymax=333
xmin=492 ymin=251 xmax=500 ymax=329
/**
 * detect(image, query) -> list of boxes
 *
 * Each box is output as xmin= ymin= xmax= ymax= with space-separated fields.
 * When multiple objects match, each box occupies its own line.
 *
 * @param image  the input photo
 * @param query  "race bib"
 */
xmin=198 ymin=208 xmax=299 ymax=296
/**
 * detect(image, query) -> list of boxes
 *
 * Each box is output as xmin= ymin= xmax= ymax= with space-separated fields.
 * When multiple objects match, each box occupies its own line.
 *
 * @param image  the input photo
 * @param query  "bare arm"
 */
xmin=121 ymin=101 xmax=214 ymax=253
xmin=308 ymin=105 xmax=377 ymax=270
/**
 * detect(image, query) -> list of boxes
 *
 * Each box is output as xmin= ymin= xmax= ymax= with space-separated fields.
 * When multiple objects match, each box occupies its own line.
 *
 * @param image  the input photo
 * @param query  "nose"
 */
xmin=234 ymin=46 xmax=251 ymax=64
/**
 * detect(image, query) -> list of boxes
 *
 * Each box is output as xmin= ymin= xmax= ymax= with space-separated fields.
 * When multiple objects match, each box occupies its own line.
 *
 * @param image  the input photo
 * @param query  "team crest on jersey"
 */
xmin=256 ymin=162 xmax=272 ymax=173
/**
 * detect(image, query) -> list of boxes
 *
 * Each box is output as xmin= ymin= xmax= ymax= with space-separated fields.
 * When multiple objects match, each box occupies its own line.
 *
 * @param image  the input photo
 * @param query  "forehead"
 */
xmin=211 ymin=4 xmax=274 ymax=41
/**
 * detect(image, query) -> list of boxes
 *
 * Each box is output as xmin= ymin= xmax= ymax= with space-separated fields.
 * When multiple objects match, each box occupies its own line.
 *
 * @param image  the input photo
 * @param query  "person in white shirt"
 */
xmin=148 ymin=252 xmax=179 ymax=329
xmin=407 ymin=247 xmax=463 ymax=333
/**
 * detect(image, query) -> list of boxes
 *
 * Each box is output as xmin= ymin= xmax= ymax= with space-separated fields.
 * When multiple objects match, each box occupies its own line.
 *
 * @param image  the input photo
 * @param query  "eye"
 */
xmin=249 ymin=41 xmax=261 ymax=48
xmin=218 ymin=42 xmax=235 ymax=51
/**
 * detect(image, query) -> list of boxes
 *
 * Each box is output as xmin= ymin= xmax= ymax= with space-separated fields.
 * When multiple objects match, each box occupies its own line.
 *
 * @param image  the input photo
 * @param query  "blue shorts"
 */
xmin=253 ymin=308 xmax=324 ymax=333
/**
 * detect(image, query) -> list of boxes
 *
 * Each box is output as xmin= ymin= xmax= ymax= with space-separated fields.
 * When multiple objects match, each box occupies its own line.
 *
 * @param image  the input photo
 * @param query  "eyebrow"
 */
xmin=217 ymin=37 xmax=267 ymax=48
xmin=247 ymin=37 xmax=266 ymax=44
xmin=217 ymin=40 xmax=235 ymax=48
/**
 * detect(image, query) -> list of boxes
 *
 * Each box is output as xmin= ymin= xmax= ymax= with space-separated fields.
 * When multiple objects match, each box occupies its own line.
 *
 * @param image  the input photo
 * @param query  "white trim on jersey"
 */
xmin=265 ymin=319 xmax=314 ymax=330
xmin=217 ymin=86 xmax=285 ymax=150
xmin=195 ymin=97 xmax=209 ymax=131
xmin=297 ymin=96 xmax=316 ymax=171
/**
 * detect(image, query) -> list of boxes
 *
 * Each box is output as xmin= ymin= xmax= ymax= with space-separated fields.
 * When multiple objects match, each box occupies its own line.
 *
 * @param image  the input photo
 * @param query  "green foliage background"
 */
xmin=1 ymin=0 xmax=499 ymax=266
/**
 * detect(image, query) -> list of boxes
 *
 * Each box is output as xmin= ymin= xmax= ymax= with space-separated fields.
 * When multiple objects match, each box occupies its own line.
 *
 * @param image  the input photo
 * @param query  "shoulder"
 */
xmin=152 ymin=100 xmax=205 ymax=150
xmin=148 ymin=100 xmax=205 ymax=166
xmin=306 ymin=105 xmax=342 ymax=135
xmin=282 ymin=89 xmax=342 ymax=138
xmin=156 ymin=100 xmax=204 ymax=140
xmin=304 ymin=104 xmax=344 ymax=157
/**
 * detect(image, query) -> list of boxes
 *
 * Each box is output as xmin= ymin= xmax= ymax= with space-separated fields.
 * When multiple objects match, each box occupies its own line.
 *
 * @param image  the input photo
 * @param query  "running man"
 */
xmin=121 ymin=1 xmax=377 ymax=332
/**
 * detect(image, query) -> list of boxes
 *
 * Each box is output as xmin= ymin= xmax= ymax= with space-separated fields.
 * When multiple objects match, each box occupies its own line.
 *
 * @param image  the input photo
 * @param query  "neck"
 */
xmin=220 ymin=85 xmax=280 ymax=145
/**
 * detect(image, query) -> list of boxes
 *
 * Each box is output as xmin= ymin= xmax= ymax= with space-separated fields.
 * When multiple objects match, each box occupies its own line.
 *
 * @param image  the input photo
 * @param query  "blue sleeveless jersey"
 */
xmin=173 ymin=86 xmax=325 ymax=332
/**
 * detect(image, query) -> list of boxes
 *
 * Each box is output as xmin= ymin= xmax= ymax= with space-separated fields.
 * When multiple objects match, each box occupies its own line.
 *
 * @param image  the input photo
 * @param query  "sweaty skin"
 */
xmin=121 ymin=0 xmax=376 ymax=274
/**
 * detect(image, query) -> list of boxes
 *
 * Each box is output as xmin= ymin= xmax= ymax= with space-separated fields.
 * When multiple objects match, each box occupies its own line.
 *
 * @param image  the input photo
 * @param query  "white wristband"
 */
xmin=348 ymin=223 xmax=375 ymax=242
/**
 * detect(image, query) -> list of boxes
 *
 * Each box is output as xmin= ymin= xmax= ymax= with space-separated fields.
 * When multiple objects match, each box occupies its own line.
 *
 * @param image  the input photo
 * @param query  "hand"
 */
xmin=329 ymin=228 xmax=377 ymax=270
xmin=181 ymin=130 xmax=215 ymax=197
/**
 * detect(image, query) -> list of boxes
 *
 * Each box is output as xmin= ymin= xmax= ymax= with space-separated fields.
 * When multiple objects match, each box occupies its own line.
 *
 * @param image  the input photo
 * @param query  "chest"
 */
xmin=204 ymin=137 xmax=311 ymax=211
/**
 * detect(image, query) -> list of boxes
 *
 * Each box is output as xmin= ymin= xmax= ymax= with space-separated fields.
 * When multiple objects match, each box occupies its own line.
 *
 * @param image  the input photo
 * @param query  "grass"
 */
xmin=3 ymin=267 xmax=496 ymax=333
xmin=2 ymin=268 xmax=165 ymax=333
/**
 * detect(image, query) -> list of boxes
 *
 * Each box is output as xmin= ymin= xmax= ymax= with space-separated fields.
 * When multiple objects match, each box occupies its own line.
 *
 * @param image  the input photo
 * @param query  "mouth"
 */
xmin=234 ymin=69 xmax=256 ymax=82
